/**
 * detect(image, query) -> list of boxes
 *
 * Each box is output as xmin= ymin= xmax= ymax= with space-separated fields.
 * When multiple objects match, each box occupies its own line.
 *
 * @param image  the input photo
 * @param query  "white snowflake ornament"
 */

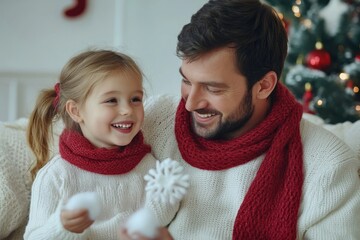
xmin=144 ymin=158 xmax=190 ymax=205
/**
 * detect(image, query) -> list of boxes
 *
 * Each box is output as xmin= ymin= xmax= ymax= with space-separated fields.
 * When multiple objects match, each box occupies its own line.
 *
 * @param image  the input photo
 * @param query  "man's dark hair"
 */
xmin=177 ymin=0 xmax=288 ymax=89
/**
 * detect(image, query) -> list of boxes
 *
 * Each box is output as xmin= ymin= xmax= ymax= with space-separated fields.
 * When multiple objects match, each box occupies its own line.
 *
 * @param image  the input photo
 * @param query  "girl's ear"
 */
xmin=253 ymin=71 xmax=278 ymax=100
xmin=66 ymin=100 xmax=83 ymax=123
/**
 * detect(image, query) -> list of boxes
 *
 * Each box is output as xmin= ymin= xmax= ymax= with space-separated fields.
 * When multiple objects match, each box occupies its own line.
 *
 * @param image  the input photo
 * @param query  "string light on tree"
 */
xmin=301 ymin=18 xmax=313 ymax=29
xmin=292 ymin=0 xmax=302 ymax=18
xmin=339 ymin=72 xmax=350 ymax=81
xmin=356 ymin=104 xmax=360 ymax=112
xmin=316 ymin=98 xmax=325 ymax=107
xmin=354 ymin=85 xmax=360 ymax=94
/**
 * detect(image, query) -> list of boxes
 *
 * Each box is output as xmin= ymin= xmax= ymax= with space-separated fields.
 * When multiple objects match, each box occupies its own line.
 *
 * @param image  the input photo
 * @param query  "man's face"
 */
xmin=180 ymin=47 xmax=257 ymax=140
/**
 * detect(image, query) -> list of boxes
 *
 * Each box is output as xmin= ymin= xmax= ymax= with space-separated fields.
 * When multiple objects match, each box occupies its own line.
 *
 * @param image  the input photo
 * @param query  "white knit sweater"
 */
xmin=142 ymin=95 xmax=360 ymax=240
xmin=24 ymin=153 xmax=178 ymax=240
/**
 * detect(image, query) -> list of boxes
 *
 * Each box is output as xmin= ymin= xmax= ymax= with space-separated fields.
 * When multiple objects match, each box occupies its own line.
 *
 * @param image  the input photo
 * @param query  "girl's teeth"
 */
xmin=112 ymin=123 xmax=132 ymax=129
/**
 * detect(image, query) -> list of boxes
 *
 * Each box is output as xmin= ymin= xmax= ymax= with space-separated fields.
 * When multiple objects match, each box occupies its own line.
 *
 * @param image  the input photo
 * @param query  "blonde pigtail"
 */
xmin=27 ymin=88 xmax=59 ymax=180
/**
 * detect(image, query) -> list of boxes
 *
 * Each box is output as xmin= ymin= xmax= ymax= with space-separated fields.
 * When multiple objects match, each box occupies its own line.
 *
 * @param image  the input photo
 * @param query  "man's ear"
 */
xmin=253 ymin=71 xmax=278 ymax=100
xmin=66 ymin=99 xmax=83 ymax=123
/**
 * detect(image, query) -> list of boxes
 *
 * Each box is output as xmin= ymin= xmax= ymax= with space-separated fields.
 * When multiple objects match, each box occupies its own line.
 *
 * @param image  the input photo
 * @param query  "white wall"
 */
xmin=0 ymin=0 xmax=120 ymax=72
xmin=121 ymin=0 xmax=207 ymax=97
xmin=0 ymin=0 xmax=207 ymax=121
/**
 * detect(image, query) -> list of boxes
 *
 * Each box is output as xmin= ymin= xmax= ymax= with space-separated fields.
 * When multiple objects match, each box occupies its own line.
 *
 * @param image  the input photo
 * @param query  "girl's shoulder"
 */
xmin=35 ymin=155 xmax=76 ymax=181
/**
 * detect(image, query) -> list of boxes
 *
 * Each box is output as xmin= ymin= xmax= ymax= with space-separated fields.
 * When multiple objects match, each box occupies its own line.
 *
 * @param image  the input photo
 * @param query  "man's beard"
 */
xmin=191 ymin=90 xmax=254 ymax=140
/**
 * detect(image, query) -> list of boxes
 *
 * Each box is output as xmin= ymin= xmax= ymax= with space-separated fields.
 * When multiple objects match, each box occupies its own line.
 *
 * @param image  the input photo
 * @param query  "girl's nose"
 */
xmin=119 ymin=102 xmax=132 ymax=115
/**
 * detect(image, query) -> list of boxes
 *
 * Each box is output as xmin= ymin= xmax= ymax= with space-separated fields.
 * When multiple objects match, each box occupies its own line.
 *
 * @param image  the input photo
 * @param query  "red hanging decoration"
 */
xmin=302 ymin=82 xmax=315 ymax=114
xmin=345 ymin=80 xmax=355 ymax=95
xmin=64 ymin=0 xmax=87 ymax=18
xmin=355 ymin=54 xmax=360 ymax=62
xmin=305 ymin=49 xmax=331 ymax=71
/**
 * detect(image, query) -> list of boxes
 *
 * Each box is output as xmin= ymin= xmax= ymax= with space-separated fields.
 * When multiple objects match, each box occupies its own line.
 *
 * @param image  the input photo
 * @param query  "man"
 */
xmin=121 ymin=0 xmax=360 ymax=239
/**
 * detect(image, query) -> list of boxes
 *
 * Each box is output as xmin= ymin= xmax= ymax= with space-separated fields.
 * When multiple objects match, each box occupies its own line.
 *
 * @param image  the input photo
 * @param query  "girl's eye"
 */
xmin=105 ymin=98 xmax=117 ymax=103
xmin=131 ymin=96 xmax=143 ymax=103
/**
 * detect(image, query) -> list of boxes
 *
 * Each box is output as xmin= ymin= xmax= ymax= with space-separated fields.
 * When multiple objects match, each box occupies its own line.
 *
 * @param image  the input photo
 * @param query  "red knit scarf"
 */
xmin=175 ymin=83 xmax=304 ymax=240
xmin=59 ymin=129 xmax=151 ymax=175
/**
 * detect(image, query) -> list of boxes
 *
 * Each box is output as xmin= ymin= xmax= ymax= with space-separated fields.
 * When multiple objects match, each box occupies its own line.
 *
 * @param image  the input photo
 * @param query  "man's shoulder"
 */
xmin=142 ymin=95 xmax=180 ymax=144
xmin=300 ymin=118 xmax=358 ymax=171
xmin=144 ymin=94 xmax=180 ymax=111
xmin=144 ymin=94 xmax=180 ymax=124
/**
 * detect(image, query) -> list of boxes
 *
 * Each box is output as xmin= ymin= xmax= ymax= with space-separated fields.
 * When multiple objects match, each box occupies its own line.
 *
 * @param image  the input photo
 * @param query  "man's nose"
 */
xmin=184 ymin=86 xmax=207 ymax=112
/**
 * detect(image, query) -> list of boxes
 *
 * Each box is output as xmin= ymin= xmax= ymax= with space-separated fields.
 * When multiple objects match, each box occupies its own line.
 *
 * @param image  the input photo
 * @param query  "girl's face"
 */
xmin=77 ymin=70 xmax=144 ymax=148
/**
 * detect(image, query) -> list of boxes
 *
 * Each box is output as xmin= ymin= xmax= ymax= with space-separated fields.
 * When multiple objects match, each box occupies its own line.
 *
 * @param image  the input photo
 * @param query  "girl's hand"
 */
xmin=60 ymin=208 xmax=94 ymax=233
xmin=118 ymin=227 xmax=174 ymax=240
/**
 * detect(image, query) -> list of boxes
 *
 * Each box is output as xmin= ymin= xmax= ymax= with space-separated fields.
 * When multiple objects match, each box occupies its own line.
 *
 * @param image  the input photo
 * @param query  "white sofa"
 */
xmin=302 ymin=113 xmax=360 ymax=159
xmin=0 ymin=115 xmax=359 ymax=240
xmin=0 ymin=119 xmax=61 ymax=240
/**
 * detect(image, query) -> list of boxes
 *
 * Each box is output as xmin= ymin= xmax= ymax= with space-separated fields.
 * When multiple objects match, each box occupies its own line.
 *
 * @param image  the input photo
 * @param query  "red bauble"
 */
xmin=305 ymin=49 xmax=331 ymax=71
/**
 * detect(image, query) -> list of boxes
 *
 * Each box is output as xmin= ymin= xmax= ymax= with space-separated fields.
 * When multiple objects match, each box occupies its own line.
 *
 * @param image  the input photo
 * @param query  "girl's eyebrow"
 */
xmin=100 ymin=90 xmax=144 ymax=97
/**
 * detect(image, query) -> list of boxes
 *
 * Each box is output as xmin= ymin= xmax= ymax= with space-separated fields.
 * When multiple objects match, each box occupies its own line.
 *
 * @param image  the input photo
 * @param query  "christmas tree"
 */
xmin=266 ymin=0 xmax=360 ymax=123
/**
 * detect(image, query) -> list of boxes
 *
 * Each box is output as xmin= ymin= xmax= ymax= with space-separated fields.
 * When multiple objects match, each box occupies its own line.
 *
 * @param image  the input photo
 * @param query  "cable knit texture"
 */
xmin=142 ymin=94 xmax=360 ymax=240
xmin=59 ymin=129 xmax=151 ymax=174
xmin=175 ymin=83 xmax=304 ymax=240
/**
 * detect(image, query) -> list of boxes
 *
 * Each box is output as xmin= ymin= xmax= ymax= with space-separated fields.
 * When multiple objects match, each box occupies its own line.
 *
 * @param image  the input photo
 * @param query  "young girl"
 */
xmin=24 ymin=50 xmax=181 ymax=239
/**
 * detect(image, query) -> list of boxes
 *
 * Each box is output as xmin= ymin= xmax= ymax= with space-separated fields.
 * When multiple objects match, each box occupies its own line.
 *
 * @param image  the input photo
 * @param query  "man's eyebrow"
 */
xmin=179 ymin=67 xmax=186 ymax=79
xmin=179 ymin=67 xmax=228 ymax=88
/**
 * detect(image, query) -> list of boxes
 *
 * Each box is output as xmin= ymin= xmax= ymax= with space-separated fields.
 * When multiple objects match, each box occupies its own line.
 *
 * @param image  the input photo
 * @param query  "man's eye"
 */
xmin=182 ymin=79 xmax=191 ymax=85
xmin=206 ymin=87 xmax=222 ymax=94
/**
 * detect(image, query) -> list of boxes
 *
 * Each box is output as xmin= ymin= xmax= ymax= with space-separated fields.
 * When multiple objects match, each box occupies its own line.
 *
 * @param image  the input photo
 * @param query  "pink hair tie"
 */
xmin=53 ymin=83 xmax=60 ymax=109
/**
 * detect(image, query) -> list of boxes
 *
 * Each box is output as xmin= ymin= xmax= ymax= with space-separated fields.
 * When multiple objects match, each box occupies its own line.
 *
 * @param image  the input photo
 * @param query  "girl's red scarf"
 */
xmin=59 ymin=130 xmax=151 ymax=175
xmin=175 ymin=83 xmax=304 ymax=240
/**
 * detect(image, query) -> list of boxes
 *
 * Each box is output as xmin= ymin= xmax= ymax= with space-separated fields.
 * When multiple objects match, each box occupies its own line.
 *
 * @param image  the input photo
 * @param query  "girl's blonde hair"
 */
xmin=27 ymin=50 xmax=143 ymax=180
